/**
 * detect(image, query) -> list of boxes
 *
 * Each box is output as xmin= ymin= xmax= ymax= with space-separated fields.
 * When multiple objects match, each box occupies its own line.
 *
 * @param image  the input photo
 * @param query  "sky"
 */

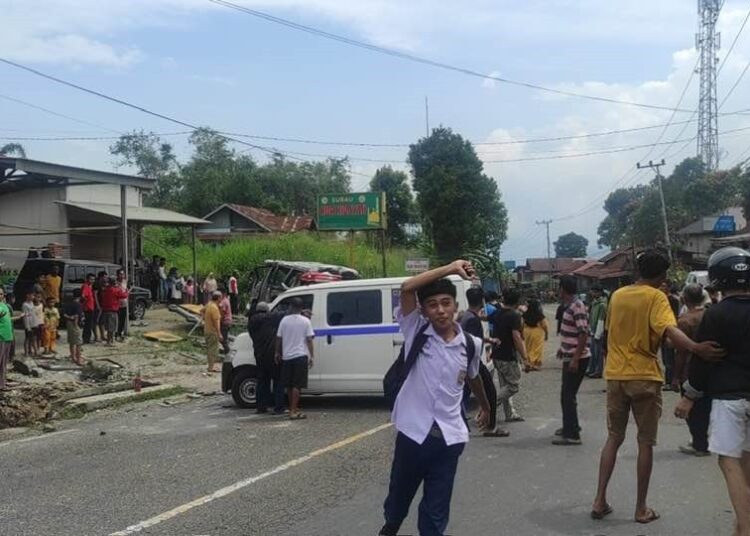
xmin=3 ymin=0 xmax=750 ymax=262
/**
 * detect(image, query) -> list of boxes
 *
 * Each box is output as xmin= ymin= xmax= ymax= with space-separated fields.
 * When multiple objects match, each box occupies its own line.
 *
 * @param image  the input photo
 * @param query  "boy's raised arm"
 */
xmin=399 ymin=260 xmax=475 ymax=316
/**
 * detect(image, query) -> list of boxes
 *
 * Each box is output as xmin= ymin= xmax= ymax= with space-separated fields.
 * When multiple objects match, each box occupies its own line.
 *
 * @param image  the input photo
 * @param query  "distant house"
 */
xmin=197 ymin=204 xmax=315 ymax=242
xmin=515 ymin=258 xmax=588 ymax=284
xmin=572 ymin=248 xmax=639 ymax=291
xmin=675 ymin=206 xmax=747 ymax=268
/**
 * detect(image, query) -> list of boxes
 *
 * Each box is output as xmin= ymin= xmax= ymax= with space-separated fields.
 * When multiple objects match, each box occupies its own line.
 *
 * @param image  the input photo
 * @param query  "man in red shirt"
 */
xmin=99 ymin=278 xmax=127 ymax=346
xmin=80 ymin=273 xmax=96 ymax=344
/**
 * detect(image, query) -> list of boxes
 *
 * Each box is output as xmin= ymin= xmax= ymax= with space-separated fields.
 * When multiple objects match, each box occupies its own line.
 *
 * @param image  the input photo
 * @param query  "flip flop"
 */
xmin=635 ymin=508 xmax=660 ymax=524
xmin=590 ymin=504 xmax=613 ymax=520
xmin=289 ymin=413 xmax=307 ymax=420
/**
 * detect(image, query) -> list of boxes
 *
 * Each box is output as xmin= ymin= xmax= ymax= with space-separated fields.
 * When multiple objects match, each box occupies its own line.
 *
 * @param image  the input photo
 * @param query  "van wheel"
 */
xmin=231 ymin=369 xmax=258 ymax=408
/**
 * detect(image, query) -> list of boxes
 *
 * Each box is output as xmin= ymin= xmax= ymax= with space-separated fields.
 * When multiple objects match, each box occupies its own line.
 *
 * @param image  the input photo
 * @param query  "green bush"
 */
xmin=142 ymin=229 xmax=414 ymax=284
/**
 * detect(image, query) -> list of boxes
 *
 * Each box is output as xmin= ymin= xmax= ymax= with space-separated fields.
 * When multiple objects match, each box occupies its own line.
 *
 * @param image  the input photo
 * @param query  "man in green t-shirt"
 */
xmin=0 ymin=287 xmax=14 ymax=390
xmin=586 ymin=285 xmax=608 ymax=378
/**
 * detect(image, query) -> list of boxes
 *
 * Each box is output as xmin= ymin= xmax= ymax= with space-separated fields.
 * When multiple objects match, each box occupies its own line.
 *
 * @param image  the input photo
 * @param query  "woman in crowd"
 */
xmin=202 ymin=272 xmax=218 ymax=304
xmin=523 ymin=298 xmax=548 ymax=371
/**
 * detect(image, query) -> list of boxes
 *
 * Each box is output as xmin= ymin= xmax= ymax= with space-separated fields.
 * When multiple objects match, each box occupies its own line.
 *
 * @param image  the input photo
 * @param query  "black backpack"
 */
xmin=383 ymin=323 xmax=476 ymax=410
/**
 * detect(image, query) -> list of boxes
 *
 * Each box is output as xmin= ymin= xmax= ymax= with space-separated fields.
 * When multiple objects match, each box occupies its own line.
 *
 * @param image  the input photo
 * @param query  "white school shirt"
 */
xmin=392 ymin=308 xmax=481 ymax=446
xmin=277 ymin=313 xmax=315 ymax=360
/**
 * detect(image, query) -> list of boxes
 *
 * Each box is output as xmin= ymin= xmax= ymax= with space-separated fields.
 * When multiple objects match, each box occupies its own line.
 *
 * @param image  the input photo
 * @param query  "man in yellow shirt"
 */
xmin=591 ymin=250 xmax=724 ymax=525
xmin=203 ymin=291 xmax=223 ymax=373
xmin=42 ymin=265 xmax=62 ymax=305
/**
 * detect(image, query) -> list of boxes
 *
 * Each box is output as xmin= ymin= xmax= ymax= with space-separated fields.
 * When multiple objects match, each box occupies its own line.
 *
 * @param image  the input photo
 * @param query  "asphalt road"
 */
xmin=0 ymin=326 xmax=733 ymax=536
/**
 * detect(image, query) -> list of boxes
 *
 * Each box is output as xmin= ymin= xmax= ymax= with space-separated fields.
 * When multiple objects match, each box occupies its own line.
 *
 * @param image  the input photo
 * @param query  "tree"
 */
xmin=369 ymin=166 xmax=415 ymax=245
xmin=0 ymin=143 xmax=26 ymax=157
xmin=408 ymin=127 xmax=508 ymax=260
xmin=110 ymin=131 xmax=180 ymax=209
xmin=554 ymin=232 xmax=588 ymax=258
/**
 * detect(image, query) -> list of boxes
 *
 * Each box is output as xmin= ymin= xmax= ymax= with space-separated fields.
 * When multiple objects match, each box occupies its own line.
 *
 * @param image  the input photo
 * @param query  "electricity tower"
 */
xmin=696 ymin=0 xmax=721 ymax=171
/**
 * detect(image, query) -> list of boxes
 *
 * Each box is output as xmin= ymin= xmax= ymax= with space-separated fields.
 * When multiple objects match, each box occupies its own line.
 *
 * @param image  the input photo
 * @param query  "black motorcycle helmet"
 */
xmin=708 ymin=247 xmax=750 ymax=291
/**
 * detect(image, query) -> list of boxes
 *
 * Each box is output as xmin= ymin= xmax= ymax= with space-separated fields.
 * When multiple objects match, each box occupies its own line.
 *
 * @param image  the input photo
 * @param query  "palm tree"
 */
xmin=0 ymin=143 xmax=26 ymax=157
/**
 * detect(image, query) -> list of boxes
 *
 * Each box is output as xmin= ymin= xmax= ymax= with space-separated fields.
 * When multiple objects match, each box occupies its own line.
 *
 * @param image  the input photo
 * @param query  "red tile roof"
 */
xmin=226 ymin=204 xmax=314 ymax=233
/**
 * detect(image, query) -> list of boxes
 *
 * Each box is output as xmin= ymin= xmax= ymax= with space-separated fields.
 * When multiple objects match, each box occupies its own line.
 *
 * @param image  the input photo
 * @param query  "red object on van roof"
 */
xmin=299 ymin=271 xmax=342 ymax=285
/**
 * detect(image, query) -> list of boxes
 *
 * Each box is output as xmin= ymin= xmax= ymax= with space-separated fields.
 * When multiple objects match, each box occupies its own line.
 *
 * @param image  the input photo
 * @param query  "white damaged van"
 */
xmin=225 ymin=275 xmax=475 ymax=407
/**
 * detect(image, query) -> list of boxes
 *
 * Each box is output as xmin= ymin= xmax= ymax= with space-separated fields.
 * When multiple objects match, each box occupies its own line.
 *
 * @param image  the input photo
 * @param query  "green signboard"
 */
xmin=317 ymin=192 xmax=386 ymax=231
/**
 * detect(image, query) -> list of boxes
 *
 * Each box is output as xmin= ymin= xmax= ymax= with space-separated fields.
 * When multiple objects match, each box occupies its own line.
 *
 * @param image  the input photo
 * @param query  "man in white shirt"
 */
xmin=275 ymin=297 xmax=314 ymax=420
xmin=380 ymin=260 xmax=491 ymax=536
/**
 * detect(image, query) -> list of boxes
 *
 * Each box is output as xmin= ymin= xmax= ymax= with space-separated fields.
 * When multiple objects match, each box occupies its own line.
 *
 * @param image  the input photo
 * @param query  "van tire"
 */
xmin=231 ymin=367 xmax=258 ymax=408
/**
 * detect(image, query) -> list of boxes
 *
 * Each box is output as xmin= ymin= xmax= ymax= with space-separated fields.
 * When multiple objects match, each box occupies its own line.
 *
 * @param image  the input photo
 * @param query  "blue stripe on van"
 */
xmin=315 ymin=325 xmax=401 ymax=337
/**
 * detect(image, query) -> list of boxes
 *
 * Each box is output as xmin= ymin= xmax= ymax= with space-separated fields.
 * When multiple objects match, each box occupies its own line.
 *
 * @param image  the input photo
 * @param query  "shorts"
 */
xmin=66 ymin=321 xmax=82 ymax=346
xmin=606 ymin=380 xmax=662 ymax=446
xmin=709 ymin=399 xmax=750 ymax=458
xmin=281 ymin=356 xmax=309 ymax=389
xmin=103 ymin=312 xmax=118 ymax=334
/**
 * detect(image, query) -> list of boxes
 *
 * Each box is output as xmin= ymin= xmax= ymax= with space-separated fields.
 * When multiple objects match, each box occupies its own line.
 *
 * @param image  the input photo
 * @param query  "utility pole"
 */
xmin=536 ymin=219 xmax=553 ymax=280
xmin=637 ymin=159 xmax=673 ymax=263
xmin=696 ymin=0 xmax=721 ymax=171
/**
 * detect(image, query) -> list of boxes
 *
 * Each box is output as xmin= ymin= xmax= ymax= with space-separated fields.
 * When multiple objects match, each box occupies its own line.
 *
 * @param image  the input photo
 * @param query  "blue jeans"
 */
xmin=587 ymin=338 xmax=604 ymax=376
xmin=159 ymin=279 xmax=168 ymax=302
xmin=384 ymin=430 xmax=464 ymax=536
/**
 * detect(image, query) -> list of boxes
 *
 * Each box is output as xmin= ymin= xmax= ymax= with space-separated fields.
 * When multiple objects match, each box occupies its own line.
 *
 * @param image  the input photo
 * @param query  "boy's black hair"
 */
xmin=86 ymin=273 xmax=96 ymax=279
xmin=560 ymin=275 xmax=578 ymax=295
xmin=502 ymin=288 xmax=521 ymax=307
xmin=485 ymin=290 xmax=499 ymax=302
xmin=98 ymin=270 xmax=107 ymax=278
xmin=417 ymin=278 xmax=456 ymax=304
xmin=637 ymin=249 xmax=671 ymax=280
xmin=591 ymin=284 xmax=603 ymax=293
xmin=72 ymin=288 xmax=82 ymax=299
xmin=466 ymin=287 xmax=485 ymax=308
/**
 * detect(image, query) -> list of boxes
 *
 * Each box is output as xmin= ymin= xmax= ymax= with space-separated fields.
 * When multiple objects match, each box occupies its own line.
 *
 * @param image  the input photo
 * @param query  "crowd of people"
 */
xmin=377 ymin=247 xmax=750 ymax=536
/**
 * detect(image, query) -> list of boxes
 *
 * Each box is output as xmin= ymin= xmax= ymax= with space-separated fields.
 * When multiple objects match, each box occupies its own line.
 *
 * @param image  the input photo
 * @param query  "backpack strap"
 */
xmin=464 ymin=332 xmax=476 ymax=368
xmin=401 ymin=323 xmax=431 ymax=379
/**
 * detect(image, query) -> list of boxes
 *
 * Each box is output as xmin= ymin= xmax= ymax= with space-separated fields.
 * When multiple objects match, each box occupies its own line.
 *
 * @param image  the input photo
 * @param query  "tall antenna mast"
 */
xmin=696 ymin=0 xmax=721 ymax=171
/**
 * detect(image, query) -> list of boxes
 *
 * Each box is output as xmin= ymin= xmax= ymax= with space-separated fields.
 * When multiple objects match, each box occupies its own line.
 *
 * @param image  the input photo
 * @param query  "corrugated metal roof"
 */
xmin=55 ymin=201 xmax=208 ymax=225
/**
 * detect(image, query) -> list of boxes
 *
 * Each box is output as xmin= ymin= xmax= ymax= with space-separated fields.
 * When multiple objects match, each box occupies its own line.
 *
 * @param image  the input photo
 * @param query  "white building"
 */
xmin=0 ymin=157 xmax=206 ymax=271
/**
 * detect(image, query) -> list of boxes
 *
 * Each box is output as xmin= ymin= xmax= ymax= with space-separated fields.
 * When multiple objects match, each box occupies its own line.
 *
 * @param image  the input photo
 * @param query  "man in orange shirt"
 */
xmin=204 ymin=291 xmax=223 ymax=373
xmin=591 ymin=250 xmax=724 ymax=525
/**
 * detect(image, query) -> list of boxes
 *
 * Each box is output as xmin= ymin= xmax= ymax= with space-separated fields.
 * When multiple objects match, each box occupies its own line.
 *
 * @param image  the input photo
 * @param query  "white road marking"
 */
xmin=0 ymin=428 xmax=80 ymax=447
xmin=109 ymin=422 xmax=393 ymax=535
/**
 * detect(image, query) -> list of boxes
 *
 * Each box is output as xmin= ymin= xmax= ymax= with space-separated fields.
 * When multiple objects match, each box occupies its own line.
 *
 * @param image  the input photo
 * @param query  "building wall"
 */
xmin=66 ymin=184 xmax=141 ymax=206
xmin=0 ymin=187 xmax=68 ymax=271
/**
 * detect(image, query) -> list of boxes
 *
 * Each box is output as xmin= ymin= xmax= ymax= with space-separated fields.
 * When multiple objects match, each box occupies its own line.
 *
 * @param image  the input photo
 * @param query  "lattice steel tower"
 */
xmin=696 ymin=0 xmax=721 ymax=171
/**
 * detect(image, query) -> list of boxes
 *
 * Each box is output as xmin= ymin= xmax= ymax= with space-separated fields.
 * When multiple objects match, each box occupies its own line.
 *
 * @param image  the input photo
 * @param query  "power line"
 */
xmin=0 ymin=93 xmax=122 ymax=134
xmin=207 ymin=0 xmax=697 ymax=114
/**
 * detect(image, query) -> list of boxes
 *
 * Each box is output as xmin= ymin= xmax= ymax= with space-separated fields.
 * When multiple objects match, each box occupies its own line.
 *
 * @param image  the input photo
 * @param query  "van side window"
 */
xmin=68 ymin=266 xmax=85 ymax=284
xmin=274 ymin=294 xmax=314 ymax=313
xmin=327 ymin=290 xmax=382 ymax=326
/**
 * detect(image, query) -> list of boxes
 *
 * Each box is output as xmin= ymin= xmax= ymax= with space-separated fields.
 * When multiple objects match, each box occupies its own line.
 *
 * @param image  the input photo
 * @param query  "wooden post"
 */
xmin=349 ymin=230 xmax=355 ymax=268
xmin=380 ymin=228 xmax=387 ymax=277
xmin=191 ymin=225 xmax=197 ymax=304
xmin=120 ymin=185 xmax=129 ymax=334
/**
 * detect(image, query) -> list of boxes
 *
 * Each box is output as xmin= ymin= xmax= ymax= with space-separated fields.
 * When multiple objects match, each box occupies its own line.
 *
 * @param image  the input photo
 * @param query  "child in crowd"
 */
xmin=63 ymin=289 xmax=84 ymax=365
xmin=22 ymin=292 xmax=38 ymax=356
xmin=33 ymin=293 xmax=44 ymax=351
xmin=42 ymin=297 xmax=60 ymax=356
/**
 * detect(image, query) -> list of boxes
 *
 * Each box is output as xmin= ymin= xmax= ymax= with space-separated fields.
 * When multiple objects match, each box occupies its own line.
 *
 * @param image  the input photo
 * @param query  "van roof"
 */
xmin=278 ymin=274 xmax=470 ymax=294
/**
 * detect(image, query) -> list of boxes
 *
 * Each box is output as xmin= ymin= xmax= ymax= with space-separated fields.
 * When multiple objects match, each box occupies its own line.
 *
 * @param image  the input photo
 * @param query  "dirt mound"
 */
xmin=0 ymin=383 xmax=79 ymax=429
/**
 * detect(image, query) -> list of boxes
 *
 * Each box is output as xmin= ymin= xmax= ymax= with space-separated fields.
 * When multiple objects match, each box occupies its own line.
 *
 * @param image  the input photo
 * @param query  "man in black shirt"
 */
xmin=460 ymin=288 xmax=507 ymax=437
xmin=488 ymin=288 xmax=530 ymax=423
xmin=248 ymin=302 xmax=285 ymax=414
xmin=675 ymin=247 xmax=748 ymax=535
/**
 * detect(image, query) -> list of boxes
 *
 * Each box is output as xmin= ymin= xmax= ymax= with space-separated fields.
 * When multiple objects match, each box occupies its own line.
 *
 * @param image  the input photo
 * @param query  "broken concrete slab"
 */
xmin=63 ymin=384 xmax=183 ymax=415
xmin=143 ymin=331 xmax=184 ymax=343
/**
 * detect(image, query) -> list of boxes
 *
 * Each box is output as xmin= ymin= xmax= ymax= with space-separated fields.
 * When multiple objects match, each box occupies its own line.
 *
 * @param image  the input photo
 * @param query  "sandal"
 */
xmin=635 ymin=508 xmax=660 ymax=524
xmin=289 ymin=412 xmax=307 ymax=420
xmin=590 ymin=504 xmax=613 ymax=520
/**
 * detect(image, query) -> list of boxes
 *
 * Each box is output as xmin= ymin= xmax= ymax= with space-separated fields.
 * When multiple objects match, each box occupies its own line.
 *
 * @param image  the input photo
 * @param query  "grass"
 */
xmin=143 ymin=228 xmax=416 ymax=281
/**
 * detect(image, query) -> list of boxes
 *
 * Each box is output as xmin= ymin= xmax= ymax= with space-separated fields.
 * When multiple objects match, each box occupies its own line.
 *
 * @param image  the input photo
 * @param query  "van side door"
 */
xmin=316 ymin=287 xmax=391 ymax=393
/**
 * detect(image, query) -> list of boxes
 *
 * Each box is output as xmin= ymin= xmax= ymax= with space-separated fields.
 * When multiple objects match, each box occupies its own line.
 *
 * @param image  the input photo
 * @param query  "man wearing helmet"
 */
xmin=676 ymin=247 xmax=750 ymax=536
